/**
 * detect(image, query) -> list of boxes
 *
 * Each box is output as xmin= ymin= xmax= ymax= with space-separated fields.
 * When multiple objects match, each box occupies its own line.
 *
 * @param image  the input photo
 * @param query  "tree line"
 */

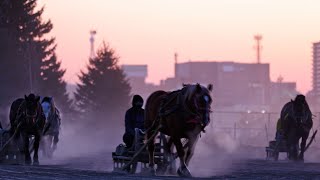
xmin=0 ymin=0 xmax=131 ymax=125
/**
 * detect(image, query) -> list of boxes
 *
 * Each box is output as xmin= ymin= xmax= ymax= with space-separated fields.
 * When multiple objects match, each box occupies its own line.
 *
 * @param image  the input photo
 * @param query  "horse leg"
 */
xmin=33 ymin=133 xmax=40 ymax=165
xmin=53 ymin=133 xmax=59 ymax=150
xmin=147 ymin=131 xmax=156 ymax=175
xmin=165 ymin=137 xmax=176 ymax=174
xmin=185 ymin=135 xmax=199 ymax=166
xmin=173 ymin=137 xmax=191 ymax=177
xmin=287 ymin=128 xmax=299 ymax=161
xmin=23 ymin=133 xmax=31 ymax=165
xmin=299 ymin=132 xmax=309 ymax=161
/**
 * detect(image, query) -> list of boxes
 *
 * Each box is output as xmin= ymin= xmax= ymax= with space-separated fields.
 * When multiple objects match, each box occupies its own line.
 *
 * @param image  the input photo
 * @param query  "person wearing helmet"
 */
xmin=123 ymin=95 xmax=145 ymax=148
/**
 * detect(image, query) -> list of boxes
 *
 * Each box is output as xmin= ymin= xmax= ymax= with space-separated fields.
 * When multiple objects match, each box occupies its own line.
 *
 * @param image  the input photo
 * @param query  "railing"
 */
xmin=207 ymin=111 xmax=320 ymax=148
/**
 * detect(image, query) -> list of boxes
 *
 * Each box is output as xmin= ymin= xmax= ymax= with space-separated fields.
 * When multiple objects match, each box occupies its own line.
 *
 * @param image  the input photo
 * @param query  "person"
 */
xmin=275 ymin=118 xmax=284 ymax=141
xmin=123 ymin=95 xmax=145 ymax=148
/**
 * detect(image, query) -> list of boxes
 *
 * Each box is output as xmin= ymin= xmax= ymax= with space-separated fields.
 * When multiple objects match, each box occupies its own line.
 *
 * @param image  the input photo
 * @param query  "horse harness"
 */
xmin=284 ymin=103 xmax=310 ymax=125
xmin=15 ymin=100 xmax=42 ymax=127
xmin=158 ymin=88 xmax=208 ymax=130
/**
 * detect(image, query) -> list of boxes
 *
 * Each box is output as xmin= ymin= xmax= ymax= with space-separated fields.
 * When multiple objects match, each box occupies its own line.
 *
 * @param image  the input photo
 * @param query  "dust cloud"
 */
xmin=39 ymin=109 xmax=320 ymax=178
xmin=43 ymin=113 xmax=125 ymax=172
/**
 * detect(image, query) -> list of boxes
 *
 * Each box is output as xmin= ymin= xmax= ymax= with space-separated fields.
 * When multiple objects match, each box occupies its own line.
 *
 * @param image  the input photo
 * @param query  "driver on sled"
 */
xmin=123 ymin=95 xmax=145 ymax=148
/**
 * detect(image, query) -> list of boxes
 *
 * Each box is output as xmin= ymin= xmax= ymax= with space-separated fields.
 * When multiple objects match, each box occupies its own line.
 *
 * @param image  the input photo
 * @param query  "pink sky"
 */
xmin=38 ymin=0 xmax=320 ymax=93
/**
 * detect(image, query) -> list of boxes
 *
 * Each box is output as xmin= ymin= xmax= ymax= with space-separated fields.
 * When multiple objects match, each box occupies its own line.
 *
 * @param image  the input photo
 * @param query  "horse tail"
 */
xmin=144 ymin=90 xmax=167 ymax=131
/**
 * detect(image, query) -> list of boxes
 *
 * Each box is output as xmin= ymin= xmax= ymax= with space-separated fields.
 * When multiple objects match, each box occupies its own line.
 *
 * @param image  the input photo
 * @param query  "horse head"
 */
xmin=185 ymin=83 xmax=213 ymax=127
xmin=41 ymin=97 xmax=55 ymax=121
xmin=24 ymin=93 xmax=40 ymax=124
xmin=292 ymin=94 xmax=309 ymax=124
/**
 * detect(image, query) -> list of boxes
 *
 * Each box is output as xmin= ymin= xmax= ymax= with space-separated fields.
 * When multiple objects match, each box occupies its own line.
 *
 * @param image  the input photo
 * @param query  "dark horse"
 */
xmin=145 ymin=83 xmax=213 ymax=177
xmin=280 ymin=94 xmax=313 ymax=161
xmin=10 ymin=94 xmax=45 ymax=165
xmin=40 ymin=96 xmax=61 ymax=158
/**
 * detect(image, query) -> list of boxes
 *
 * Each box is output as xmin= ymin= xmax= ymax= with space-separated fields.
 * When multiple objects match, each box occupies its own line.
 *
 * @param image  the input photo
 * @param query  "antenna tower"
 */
xmin=90 ymin=30 xmax=97 ymax=58
xmin=174 ymin=52 xmax=178 ymax=77
xmin=254 ymin=34 xmax=262 ymax=64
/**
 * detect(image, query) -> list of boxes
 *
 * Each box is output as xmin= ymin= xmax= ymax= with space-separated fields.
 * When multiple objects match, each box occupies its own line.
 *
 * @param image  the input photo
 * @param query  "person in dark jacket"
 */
xmin=123 ymin=95 xmax=145 ymax=148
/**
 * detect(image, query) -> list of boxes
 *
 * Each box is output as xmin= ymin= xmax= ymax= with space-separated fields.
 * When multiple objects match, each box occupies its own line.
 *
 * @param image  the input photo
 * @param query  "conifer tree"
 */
xmin=39 ymin=53 xmax=73 ymax=113
xmin=75 ymin=43 xmax=131 ymax=124
xmin=0 ymin=0 xmax=72 ymax=114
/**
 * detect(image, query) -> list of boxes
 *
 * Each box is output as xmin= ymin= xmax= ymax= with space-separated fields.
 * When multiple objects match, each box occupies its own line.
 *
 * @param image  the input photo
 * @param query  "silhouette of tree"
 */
xmin=75 ymin=42 xmax=131 ymax=124
xmin=0 ymin=28 xmax=29 ymax=107
xmin=0 ymin=0 xmax=72 ymax=114
xmin=39 ymin=53 xmax=73 ymax=114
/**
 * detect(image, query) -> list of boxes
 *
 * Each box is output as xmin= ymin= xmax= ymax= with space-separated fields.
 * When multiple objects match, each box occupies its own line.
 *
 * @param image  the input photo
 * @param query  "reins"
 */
xmin=121 ymin=123 xmax=162 ymax=171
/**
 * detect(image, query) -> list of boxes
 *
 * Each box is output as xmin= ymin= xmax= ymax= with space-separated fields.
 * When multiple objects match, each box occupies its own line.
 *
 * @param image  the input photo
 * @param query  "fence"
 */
xmin=208 ymin=111 xmax=320 ymax=148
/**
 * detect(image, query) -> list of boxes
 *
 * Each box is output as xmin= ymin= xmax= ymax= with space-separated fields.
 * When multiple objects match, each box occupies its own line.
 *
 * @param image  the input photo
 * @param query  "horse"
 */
xmin=280 ymin=94 xmax=313 ymax=161
xmin=40 ymin=96 xmax=61 ymax=158
xmin=145 ymin=83 xmax=213 ymax=177
xmin=9 ymin=94 xmax=46 ymax=165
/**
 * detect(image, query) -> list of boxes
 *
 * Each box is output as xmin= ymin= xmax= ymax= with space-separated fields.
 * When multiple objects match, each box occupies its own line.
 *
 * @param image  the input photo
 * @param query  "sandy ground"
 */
xmin=1 ymin=160 xmax=320 ymax=179
xmin=2 ymin=121 xmax=320 ymax=179
xmin=1 ymin=150 xmax=320 ymax=180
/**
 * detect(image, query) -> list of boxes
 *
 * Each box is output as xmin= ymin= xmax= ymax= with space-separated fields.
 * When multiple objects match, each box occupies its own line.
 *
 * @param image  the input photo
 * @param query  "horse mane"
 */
xmin=42 ymin=97 xmax=56 ymax=113
xmin=182 ymin=83 xmax=200 ymax=102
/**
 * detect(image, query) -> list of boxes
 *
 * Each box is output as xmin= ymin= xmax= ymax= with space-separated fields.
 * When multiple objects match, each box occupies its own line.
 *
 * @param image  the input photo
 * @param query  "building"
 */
xmin=313 ymin=42 xmax=320 ymax=97
xmin=121 ymin=65 xmax=157 ymax=99
xmin=122 ymin=65 xmax=148 ymax=93
xmin=161 ymin=61 xmax=271 ymax=107
xmin=269 ymin=77 xmax=298 ymax=111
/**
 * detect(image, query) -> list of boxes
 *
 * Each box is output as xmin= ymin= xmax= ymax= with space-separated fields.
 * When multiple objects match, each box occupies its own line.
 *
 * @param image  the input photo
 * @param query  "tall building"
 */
xmin=313 ymin=42 xmax=320 ymax=96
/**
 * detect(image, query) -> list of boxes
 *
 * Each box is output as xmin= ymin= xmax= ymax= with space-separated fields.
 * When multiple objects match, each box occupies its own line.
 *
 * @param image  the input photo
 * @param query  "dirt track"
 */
xmin=1 ymin=157 xmax=320 ymax=179
xmin=2 ymin=123 xmax=320 ymax=179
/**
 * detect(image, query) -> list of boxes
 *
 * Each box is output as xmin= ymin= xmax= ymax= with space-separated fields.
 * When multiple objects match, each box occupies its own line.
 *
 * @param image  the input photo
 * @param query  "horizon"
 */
xmin=38 ymin=0 xmax=320 ymax=94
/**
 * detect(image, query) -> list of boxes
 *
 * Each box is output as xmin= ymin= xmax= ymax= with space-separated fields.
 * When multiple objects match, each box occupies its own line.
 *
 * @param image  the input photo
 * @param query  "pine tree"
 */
xmin=0 ymin=0 xmax=72 ymax=114
xmin=39 ymin=53 xmax=73 ymax=113
xmin=75 ymin=43 xmax=131 ymax=124
xmin=0 ymin=4 xmax=29 ymax=107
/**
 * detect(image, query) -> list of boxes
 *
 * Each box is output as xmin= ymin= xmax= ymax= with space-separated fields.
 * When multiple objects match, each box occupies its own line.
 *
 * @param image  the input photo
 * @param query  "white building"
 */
xmin=312 ymin=42 xmax=320 ymax=96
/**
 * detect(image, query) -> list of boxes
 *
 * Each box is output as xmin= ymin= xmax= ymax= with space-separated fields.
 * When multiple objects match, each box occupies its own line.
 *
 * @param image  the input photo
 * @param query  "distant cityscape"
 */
xmin=119 ymin=60 xmax=292 ymax=112
xmin=64 ymin=35 xmax=320 ymax=113
xmin=119 ymin=40 xmax=320 ymax=112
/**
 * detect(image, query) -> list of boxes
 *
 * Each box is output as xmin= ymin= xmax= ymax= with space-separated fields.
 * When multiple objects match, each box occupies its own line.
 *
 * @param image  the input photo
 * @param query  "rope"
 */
xmin=121 ymin=124 xmax=162 ymax=171
xmin=300 ymin=129 xmax=318 ymax=155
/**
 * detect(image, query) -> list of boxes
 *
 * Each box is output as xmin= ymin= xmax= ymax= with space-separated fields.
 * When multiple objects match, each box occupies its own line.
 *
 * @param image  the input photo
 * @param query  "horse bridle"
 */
xmin=189 ymin=94 xmax=211 ymax=128
xmin=25 ymin=107 xmax=38 ymax=123
xmin=293 ymin=103 xmax=308 ymax=124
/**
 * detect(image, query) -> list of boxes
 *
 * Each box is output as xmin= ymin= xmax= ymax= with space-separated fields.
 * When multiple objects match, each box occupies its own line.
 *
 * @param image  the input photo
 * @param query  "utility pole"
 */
xmin=27 ymin=41 xmax=33 ymax=93
xmin=254 ymin=34 xmax=263 ymax=64
xmin=174 ymin=52 xmax=178 ymax=77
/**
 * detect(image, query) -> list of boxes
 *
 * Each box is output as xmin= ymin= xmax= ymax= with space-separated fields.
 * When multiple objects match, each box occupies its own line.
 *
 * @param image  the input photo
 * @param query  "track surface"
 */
xmin=1 ymin=157 xmax=320 ymax=179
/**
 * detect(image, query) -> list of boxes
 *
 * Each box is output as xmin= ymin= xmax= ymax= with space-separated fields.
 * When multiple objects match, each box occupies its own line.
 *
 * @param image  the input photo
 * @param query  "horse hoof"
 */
xmin=25 ymin=158 xmax=32 ymax=165
xmin=148 ymin=167 xmax=156 ymax=176
xmin=177 ymin=167 xmax=192 ymax=177
xmin=33 ymin=160 xmax=39 ymax=166
xmin=168 ymin=167 xmax=176 ymax=175
xmin=297 ymin=158 xmax=304 ymax=163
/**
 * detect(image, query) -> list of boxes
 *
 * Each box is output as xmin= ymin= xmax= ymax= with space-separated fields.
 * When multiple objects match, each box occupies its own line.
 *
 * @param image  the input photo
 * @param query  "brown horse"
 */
xmin=145 ymin=83 xmax=213 ymax=177
xmin=10 ymin=94 xmax=46 ymax=165
xmin=280 ymin=95 xmax=313 ymax=161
